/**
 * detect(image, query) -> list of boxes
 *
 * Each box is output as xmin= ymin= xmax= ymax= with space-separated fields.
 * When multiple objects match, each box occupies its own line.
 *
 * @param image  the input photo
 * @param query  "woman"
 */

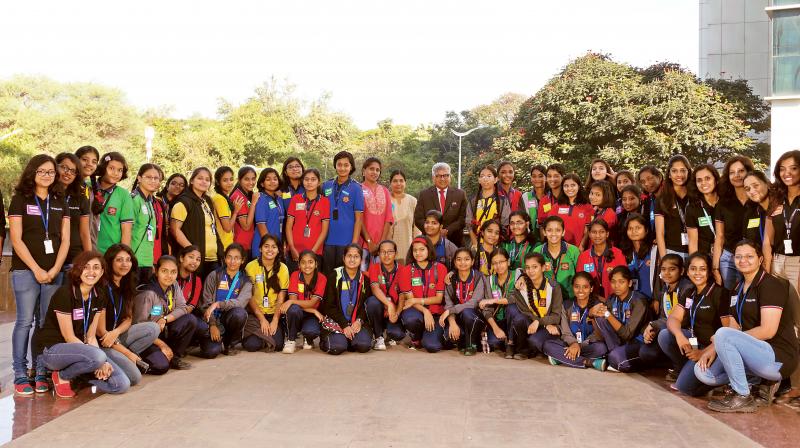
xmin=366 ymin=240 xmax=402 ymax=350
xmin=242 ymin=235 xmax=290 ymax=353
xmin=502 ymin=211 xmax=536 ymax=270
xmin=522 ymin=164 xmax=546 ymax=235
xmin=695 ymin=240 xmax=799 ymax=412
xmin=212 ymin=166 xmax=245 ymax=251
xmin=97 ymin=244 xmax=160 ymax=386
xmin=320 ymin=244 xmax=373 ymax=354
xmin=497 ymin=161 xmax=524 ymax=211
xmin=56 ymin=153 xmax=92 ymax=268
xmin=742 ymin=171 xmax=772 ymax=248
xmin=129 ymin=163 xmax=165 ymax=283
xmin=397 ymin=236 xmax=448 ymax=352
xmin=171 ymin=167 xmax=223 ymax=280
xmin=199 ymin=244 xmax=252 ymax=357
xmin=587 ymin=180 xmax=618 ymax=245
xmin=713 ymin=156 xmax=754 ymax=289
xmin=389 ymin=170 xmax=419 ymax=264
xmin=577 ymin=218 xmax=627 ymax=299
xmin=474 ymin=219 xmax=502 ymax=276
xmin=615 ymin=170 xmax=636 ymax=213
xmin=481 ymin=248 xmax=519 ymax=357
xmin=282 ymin=250 xmax=326 ymax=351
xmin=441 ymin=248 xmax=489 ymax=356
xmin=592 ymin=266 xmax=649 ymax=372
xmin=322 ymin=151 xmax=365 ymax=275
xmin=533 ymin=216 xmax=581 ymax=299
xmin=506 ymin=253 xmax=563 ymax=359
xmin=658 ymin=253 xmax=728 ymax=396
xmin=9 ymin=154 xmax=71 ymax=395
xmin=637 ymin=165 xmax=663 ymax=233
xmin=423 ymin=210 xmax=458 ymax=270
xmin=544 ymin=272 xmax=608 ymax=370
xmin=360 ymin=158 xmax=394 ymax=266
xmin=619 ymin=213 xmax=657 ymax=299
xmin=686 ymin=164 xmax=720 ymax=255
xmin=280 ymin=157 xmax=305 ymax=210
xmin=254 ymin=168 xmax=284 ymax=260
xmin=133 ymin=255 xmax=196 ymax=373
xmin=286 ymin=168 xmax=330 ymax=263
xmin=554 ymin=173 xmax=593 ymax=249
xmin=466 ymin=165 xmax=510 ymax=248
xmin=584 ymin=159 xmax=616 ymax=192
xmin=655 ymin=155 xmax=692 ymax=259
xmin=176 ymin=245 xmax=203 ymax=313
xmin=537 ymin=163 xmax=566 ymax=227
xmin=230 ymin=166 xmax=260 ymax=258
xmin=92 ymin=152 xmax=133 ymax=254
xmin=32 ymin=251 xmax=129 ymax=397
xmin=765 ymin=150 xmax=800 ymax=294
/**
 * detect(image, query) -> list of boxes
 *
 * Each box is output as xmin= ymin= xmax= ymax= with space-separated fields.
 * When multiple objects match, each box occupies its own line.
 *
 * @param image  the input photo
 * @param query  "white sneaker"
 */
xmin=282 ymin=340 xmax=296 ymax=354
xmin=303 ymin=339 xmax=313 ymax=350
xmin=373 ymin=336 xmax=387 ymax=351
xmin=388 ymin=339 xmax=397 ymax=346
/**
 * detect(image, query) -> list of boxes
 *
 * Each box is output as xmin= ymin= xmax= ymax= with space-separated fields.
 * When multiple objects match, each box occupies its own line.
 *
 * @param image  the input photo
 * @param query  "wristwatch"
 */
xmin=604 ymin=311 xmax=611 ymax=318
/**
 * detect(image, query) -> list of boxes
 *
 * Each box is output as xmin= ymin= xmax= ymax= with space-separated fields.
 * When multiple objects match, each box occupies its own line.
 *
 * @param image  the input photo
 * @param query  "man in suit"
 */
xmin=414 ymin=162 xmax=467 ymax=247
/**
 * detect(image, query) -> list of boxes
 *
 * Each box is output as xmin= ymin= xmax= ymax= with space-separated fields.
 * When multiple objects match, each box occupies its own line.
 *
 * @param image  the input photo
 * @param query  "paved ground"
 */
xmin=3 ymin=343 xmax=763 ymax=448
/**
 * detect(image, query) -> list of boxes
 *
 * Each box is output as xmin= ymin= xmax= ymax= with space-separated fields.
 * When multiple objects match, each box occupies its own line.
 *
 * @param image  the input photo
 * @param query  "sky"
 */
xmin=1 ymin=0 xmax=699 ymax=129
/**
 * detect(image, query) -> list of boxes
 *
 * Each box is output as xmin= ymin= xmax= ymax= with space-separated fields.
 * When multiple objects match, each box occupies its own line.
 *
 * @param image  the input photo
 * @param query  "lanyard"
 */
xmin=179 ymin=274 xmax=196 ymax=304
xmin=223 ymin=272 xmax=240 ymax=302
xmin=663 ymin=287 xmax=679 ymax=316
xmin=381 ymin=263 xmax=398 ymax=297
xmin=611 ymin=293 xmax=632 ymax=324
xmin=649 ymin=195 xmax=656 ymax=229
xmin=333 ymin=179 xmax=351 ymax=210
xmin=629 ymin=252 xmax=645 ymax=275
xmin=783 ymin=200 xmax=800 ymax=239
xmin=200 ymin=198 xmax=217 ymax=235
xmin=758 ymin=209 xmax=766 ymax=243
xmin=509 ymin=240 xmax=529 ymax=267
xmin=528 ymin=278 xmax=546 ymax=317
xmin=492 ymin=271 xmax=514 ymax=298
xmin=544 ymin=242 xmax=567 ymax=277
xmin=75 ymin=287 xmax=95 ymax=341
xmin=591 ymin=247 xmax=607 ymax=281
xmin=303 ymin=194 xmax=319 ymax=227
xmin=573 ymin=303 xmax=590 ymax=336
xmin=300 ymin=273 xmax=314 ymax=300
xmin=689 ymin=284 xmax=714 ymax=335
xmin=260 ymin=265 xmax=272 ymax=304
xmin=455 ymin=270 xmax=476 ymax=304
xmin=734 ymin=271 xmax=766 ymax=325
xmin=34 ymin=194 xmax=51 ymax=239
xmin=411 ymin=263 xmax=432 ymax=298
xmin=108 ymin=285 xmax=123 ymax=329
xmin=594 ymin=207 xmax=608 ymax=220
xmin=477 ymin=194 xmax=497 ymax=223
xmin=675 ymin=198 xmax=688 ymax=230
xmin=342 ymin=270 xmax=359 ymax=307
xmin=269 ymin=192 xmax=285 ymax=224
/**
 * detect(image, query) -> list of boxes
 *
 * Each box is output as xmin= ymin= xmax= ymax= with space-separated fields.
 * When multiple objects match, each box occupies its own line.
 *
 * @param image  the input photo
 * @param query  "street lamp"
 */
xmin=450 ymin=125 xmax=485 ymax=189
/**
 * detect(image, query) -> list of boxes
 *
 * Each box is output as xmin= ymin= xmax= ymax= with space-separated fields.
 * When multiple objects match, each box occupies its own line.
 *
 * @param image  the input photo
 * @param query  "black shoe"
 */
xmin=665 ymin=369 xmax=678 ymax=382
xmin=513 ymin=350 xmax=529 ymax=360
xmin=169 ymin=357 xmax=192 ymax=370
xmin=135 ymin=359 xmax=150 ymax=374
xmin=504 ymin=345 xmax=514 ymax=360
xmin=222 ymin=345 xmax=241 ymax=356
xmin=756 ymin=381 xmax=781 ymax=407
xmin=708 ymin=394 xmax=756 ymax=413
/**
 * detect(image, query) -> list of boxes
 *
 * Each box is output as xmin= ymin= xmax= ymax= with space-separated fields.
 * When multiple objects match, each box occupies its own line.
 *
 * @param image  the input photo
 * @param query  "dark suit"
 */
xmin=414 ymin=186 xmax=467 ymax=247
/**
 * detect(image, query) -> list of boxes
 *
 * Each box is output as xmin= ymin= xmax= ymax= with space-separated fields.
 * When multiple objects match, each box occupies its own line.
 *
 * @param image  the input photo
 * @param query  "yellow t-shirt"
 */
xmin=475 ymin=197 xmax=499 ymax=225
xmin=211 ymin=193 xmax=234 ymax=250
xmin=245 ymin=260 xmax=289 ymax=315
xmin=171 ymin=201 xmax=218 ymax=261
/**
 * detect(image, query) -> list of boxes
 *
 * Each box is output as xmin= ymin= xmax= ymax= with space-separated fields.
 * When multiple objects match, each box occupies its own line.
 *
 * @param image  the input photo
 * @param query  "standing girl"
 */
xmin=585 ymin=159 xmax=616 ymax=192
xmin=322 ymin=151 xmax=365 ymax=275
xmin=502 ymin=211 xmax=536 ymax=270
xmin=617 ymin=185 xmax=643 ymax=234
xmin=614 ymin=170 xmax=636 ymax=213
xmin=320 ymin=245 xmax=373 ymax=355
xmin=441 ymin=248 xmax=489 ymax=356
xmin=713 ymin=156 xmax=754 ymax=289
xmin=587 ymin=180 xmax=618 ymax=245
xmin=130 ymin=163 xmax=165 ymax=283
xmin=742 ymin=171 xmax=772 ymax=248
xmin=637 ymin=165 xmax=663 ymax=233
xmin=497 ymin=161 xmax=524 ymax=211
xmin=765 ymin=150 xmax=800 ymax=294
xmin=230 ymin=166 xmax=260 ymax=259
xmin=686 ymin=164 xmax=720 ymax=255
xmin=388 ymin=170 xmax=419 ymax=264
xmin=554 ymin=173 xmax=593 ymax=249
xmin=93 ymin=152 xmax=134 ymax=254
xmin=655 ymin=155 xmax=692 ymax=259
xmin=522 ymin=164 xmax=547 ymax=235
xmin=286 ymin=168 xmax=331 ymax=263
xmin=466 ymin=165 xmax=510 ymax=248
xmin=243 ymin=235 xmax=290 ymax=353
xmin=280 ymin=157 xmax=305 ymax=210
xmin=75 ymin=146 xmax=99 ymax=245
xmin=619 ymin=213 xmax=658 ymax=299
xmin=55 ymin=153 xmax=92 ymax=268
xmin=254 ymin=168 xmax=285 ymax=260
xmin=537 ymin=163 xmax=566 ymax=226
xmin=212 ymin=166 xmax=244 ymax=251
xmin=171 ymin=167 xmax=223 ymax=280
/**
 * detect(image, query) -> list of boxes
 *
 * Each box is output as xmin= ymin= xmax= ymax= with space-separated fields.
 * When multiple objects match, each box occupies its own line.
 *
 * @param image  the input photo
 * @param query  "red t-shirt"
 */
xmin=397 ymin=261 xmax=447 ymax=315
xmin=554 ymin=203 xmax=593 ymax=246
xmin=536 ymin=192 xmax=558 ymax=224
xmin=368 ymin=262 xmax=401 ymax=304
xmin=230 ymin=188 xmax=255 ymax=251
xmin=287 ymin=270 xmax=327 ymax=309
xmin=593 ymin=207 xmax=619 ymax=244
xmin=287 ymin=194 xmax=331 ymax=255
xmin=152 ymin=197 xmax=167 ymax=262
xmin=177 ymin=273 xmax=202 ymax=307
xmin=499 ymin=186 xmax=523 ymax=212
xmin=576 ymin=246 xmax=627 ymax=298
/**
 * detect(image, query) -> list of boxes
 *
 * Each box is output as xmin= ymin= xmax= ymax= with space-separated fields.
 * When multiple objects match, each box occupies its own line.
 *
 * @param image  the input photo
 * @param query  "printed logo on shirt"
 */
xmin=583 ymin=263 xmax=595 ymax=273
xmin=560 ymin=263 xmax=570 ymax=271
xmin=297 ymin=283 xmax=305 ymax=293
xmin=107 ymin=207 xmax=117 ymax=216
xmin=342 ymin=196 xmax=350 ymax=203
xmin=578 ymin=212 xmax=585 ymax=218
xmin=26 ymin=205 xmax=41 ymax=216
xmin=543 ymin=203 xmax=552 ymax=213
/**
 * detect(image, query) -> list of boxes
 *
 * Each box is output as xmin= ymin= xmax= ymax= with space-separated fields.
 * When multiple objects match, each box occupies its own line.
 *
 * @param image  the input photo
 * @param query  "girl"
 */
xmin=281 ymin=250 xmax=326 ymax=351
xmin=441 ymin=248 xmax=488 ymax=356
xmin=171 ymin=167 xmax=223 ymax=280
xmin=155 ymin=173 xmax=187 ymax=257
xmin=617 ymin=185 xmax=643 ymax=234
xmin=474 ymin=219 xmax=502 ymax=276
xmin=537 ymin=163 xmax=566 ymax=227
xmin=585 ymin=159 xmax=616 ymax=192
xmin=322 ymin=151 xmax=365 ymax=275
xmin=466 ymin=165 xmax=510 ymax=248
xmin=286 ymin=168 xmax=331 ymax=263
xmin=686 ymin=164 xmax=720 ymax=255
xmin=231 ymin=166 xmax=260 ymax=258
xmin=554 ymin=173 xmax=593 ymax=249
xmin=97 ymin=244 xmax=160 ymax=386
xmin=56 ymin=153 xmax=92 ymax=268
xmin=389 ymin=170 xmax=419 ymax=264
xmin=522 ymin=164 xmax=546 ymax=235
xmin=423 ymin=210 xmax=458 ymax=270
xmin=76 ymin=145 xmax=99 ymax=201
xmin=243 ymin=235 xmax=290 ymax=353
xmin=619 ymin=213 xmax=658 ymax=299
xmin=655 ymin=155 xmax=692 ymax=259
xmin=212 ymin=166 xmax=244 ymax=251
xmin=742 ymin=171 xmax=772 ymax=248
xmin=587 ymin=180 xmax=618 ymax=245
xmin=159 ymin=173 xmax=187 ymax=206
xmin=658 ymin=253 xmax=728 ymax=396
xmin=615 ymin=170 xmax=636 ymax=213
xmin=765 ymin=150 xmax=800 ymax=294
xmin=713 ymin=156 xmax=755 ymax=289
xmin=696 ymin=240 xmax=798 ymax=412
xmin=176 ymin=245 xmax=203 ymax=314
xmin=9 ymin=154 xmax=71 ymax=395
xmin=93 ymin=152 xmax=134 ymax=254
xmin=497 ymin=161 xmax=524 ymax=211
xmin=133 ymin=255 xmax=196 ymax=374
xmin=360 ymin=158 xmax=394 ymax=261
xmin=320 ymin=244 xmax=372 ymax=354
xmin=254 ymin=168 xmax=285 ymax=260
xmin=577 ymin=219 xmax=627 ymax=298
xmin=366 ymin=240 xmax=402 ymax=350
xmin=481 ymin=248 xmax=519 ymax=357
xmin=130 ymin=163 xmax=165 ymax=282
xmin=637 ymin=165 xmax=663 ymax=233
xmin=397 ymin=236 xmax=448 ymax=352
xmin=280 ymin=157 xmax=306 ymax=210
xmin=33 ymin=252 xmax=129 ymax=397
xmin=506 ymin=253 xmax=563 ymax=359
xmin=544 ymin=272 xmax=608 ymax=370
xmin=533 ymin=216 xmax=581 ymax=299
xmin=503 ymin=211 xmax=536 ymax=270
xmin=640 ymin=254 xmax=690 ymax=367
xmin=592 ymin=266 xmax=649 ymax=372
xmin=198 ymin=244 xmax=252 ymax=357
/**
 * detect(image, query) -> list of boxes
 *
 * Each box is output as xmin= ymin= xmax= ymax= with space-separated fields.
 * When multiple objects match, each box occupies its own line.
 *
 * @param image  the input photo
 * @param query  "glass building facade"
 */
xmin=772 ymin=2 xmax=800 ymax=95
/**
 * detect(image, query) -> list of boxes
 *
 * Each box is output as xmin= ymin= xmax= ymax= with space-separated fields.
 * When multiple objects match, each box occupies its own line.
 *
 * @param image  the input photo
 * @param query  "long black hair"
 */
xmin=557 ymin=173 xmax=588 ymax=205
xmin=656 ymin=155 xmax=692 ymax=218
xmin=14 ymin=154 xmax=63 ymax=199
xmin=619 ymin=213 xmax=653 ymax=262
xmin=159 ymin=173 xmax=187 ymax=203
xmin=258 ymin=235 xmax=283 ymax=294
xmin=234 ymin=166 xmax=257 ymax=202
xmin=104 ymin=244 xmax=139 ymax=321
xmin=55 ymin=152 xmax=84 ymax=198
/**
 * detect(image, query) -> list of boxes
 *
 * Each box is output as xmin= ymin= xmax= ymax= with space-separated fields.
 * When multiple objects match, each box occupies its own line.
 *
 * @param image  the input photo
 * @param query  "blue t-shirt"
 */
xmin=322 ymin=178 xmax=364 ymax=246
xmin=280 ymin=185 xmax=305 ymax=212
xmin=254 ymin=192 xmax=285 ymax=256
xmin=629 ymin=250 xmax=653 ymax=299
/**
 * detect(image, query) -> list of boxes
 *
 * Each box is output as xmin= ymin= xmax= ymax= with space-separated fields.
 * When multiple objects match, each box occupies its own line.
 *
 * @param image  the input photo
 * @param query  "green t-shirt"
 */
xmin=533 ymin=242 xmax=580 ymax=298
xmin=521 ymin=191 xmax=540 ymax=239
xmin=502 ymin=239 xmax=536 ymax=270
xmin=486 ymin=269 xmax=521 ymax=321
xmin=96 ymin=186 xmax=134 ymax=254
xmin=130 ymin=192 xmax=156 ymax=267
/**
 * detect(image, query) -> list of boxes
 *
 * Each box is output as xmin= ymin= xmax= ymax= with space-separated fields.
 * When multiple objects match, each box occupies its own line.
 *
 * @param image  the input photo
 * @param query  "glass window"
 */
xmin=773 ymin=10 xmax=800 ymax=95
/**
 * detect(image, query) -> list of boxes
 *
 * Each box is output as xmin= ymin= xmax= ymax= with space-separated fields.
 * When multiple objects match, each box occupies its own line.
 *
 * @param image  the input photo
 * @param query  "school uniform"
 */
xmin=498 ymin=184 xmax=524 ymax=212
xmin=94 ymin=184 xmax=134 ymax=254
xmin=253 ymin=191 xmax=285 ymax=257
xmin=553 ymin=202 xmax=594 ymax=247
xmin=171 ymin=192 xmax=223 ymax=279
xmin=241 ymin=261 xmax=290 ymax=352
xmin=287 ymin=193 xmax=331 ymax=256
xmin=443 ymin=270 xmax=489 ymax=349
xmin=322 ymin=178 xmax=365 ymax=274
xmin=474 ymin=245 xmax=496 ymax=276
xmin=625 ymin=245 xmax=658 ymax=299
xmin=285 ymin=270 xmax=326 ymax=345
xmin=543 ymin=299 xmax=608 ymax=368
xmin=640 ymin=278 xmax=693 ymax=367
xmin=769 ymin=197 xmax=800 ymax=294
xmin=503 ymin=239 xmax=536 ymax=271
xmin=130 ymin=189 xmax=157 ymax=273
xmin=520 ymin=191 xmax=540 ymax=238
xmin=534 ymin=242 xmax=581 ymax=299
xmin=365 ymin=262 xmax=402 ymax=342
xmin=594 ymin=291 xmax=649 ymax=372
xmin=594 ymin=207 xmax=618 ymax=243
xmin=536 ymin=192 xmax=557 ymax=226
xmin=152 ymin=196 xmax=169 ymax=263
xmin=397 ymin=261 xmax=448 ymax=352
xmin=320 ymin=267 xmax=372 ymax=355
xmin=466 ymin=192 xmax=511 ymax=237
xmin=210 ymin=192 xmax=234 ymax=250
xmin=482 ymin=269 xmax=521 ymax=351
xmin=741 ymin=202 xmax=766 ymax=247
xmin=64 ymin=193 xmax=90 ymax=267
xmin=177 ymin=272 xmax=202 ymax=309
xmin=280 ymin=184 xmax=305 ymax=213
xmin=506 ymin=277 xmax=563 ymax=356
xmin=431 ymin=236 xmax=458 ymax=271
xmin=576 ymin=246 xmax=627 ymax=298
xmin=198 ymin=269 xmax=252 ymax=357
xmin=230 ymin=188 xmax=255 ymax=257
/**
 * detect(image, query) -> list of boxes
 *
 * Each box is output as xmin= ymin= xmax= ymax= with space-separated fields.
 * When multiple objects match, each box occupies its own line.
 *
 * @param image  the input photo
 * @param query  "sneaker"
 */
xmin=282 ymin=340 xmax=296 ymax=354
xmin=388 ymin=339 xmax=397 ymax=346
xmin=222 ymin=345 xmax=241 ymax=356
xmin=548 ymin=356 xmax=560 ymax=366
xmin=607 ymin=365 xmax=620 ymax=373
xmin=135 ymin=359 xmax=150 ymax=374
xmin=373 ymin=336 xmax=387 ymax=351
xmin=34 ymin=375 xmax=50 ymax=394
xmin=504 ymin=345 xmax=514 ymax=360
xmin=303 ymin=338 xmax=313 ymax=350
xmin=169 ymin=357 xmax=192 ymax=370
xmin=665 ymin=369 xmax=678 ymax=382
xmin=513 ymin=351 xmax=529 ymax=360
xmin=464 ymin=345 xmax=477 ymax=356
xmin=407 ymin=340 xmax=421 ymax=350
xmin=51 ymin=371 xmax=76 ymax=398
xmin=14 ymin=379 xmax=34 ymax=396
xmin=591 ymin=358 xmax=608 ymax=372
xmin=708 ymin=394 xmax=757 ymax=413
xmin=756 ymin=380 xmax=781 ymax=407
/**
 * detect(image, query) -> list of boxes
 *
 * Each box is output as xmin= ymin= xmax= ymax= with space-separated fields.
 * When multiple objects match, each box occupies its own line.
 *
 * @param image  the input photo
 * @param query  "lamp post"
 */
xmin=144 ymin=126 xmax=155 ymax=162
xmin=450 ymin=125 xmax=485 ymax=189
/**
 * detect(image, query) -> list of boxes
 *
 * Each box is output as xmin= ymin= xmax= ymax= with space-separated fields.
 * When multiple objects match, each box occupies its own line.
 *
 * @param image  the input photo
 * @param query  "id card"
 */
xmin=631 ymin=279 xmax=639 ymax=291
xmin=576 ymin=331 xmax=583 ymax=343
xmin=730 ymin=295 xmax=738 ymax=307
xmin=492 ymin=290 xmax=501 ymax=299
xmin=785 ymin=239 xmax=794 ymax=255
xmin=345 ymin=303 xmax=354 ymax=317
xmin=689 ymin=337 xmax=698 ymax=349
xmin=146 ymin=227 xmax=154 ymax=242
xmin=263 ymin=296 xmax=270 ymax=308
xmin=303 ymin=225 xmax=311 ymax=238
xmin=72 ymin=308 xmax=84 ymax=320
xmin=680 ymin=232 xmax=689 ymax=246
xmin=332 ymin=209 xmax=339 ymax=220
xmin=44 ymin=239 xmax=54 ymax=254
xmin=685 ymin=298 xmax=693 ymax=309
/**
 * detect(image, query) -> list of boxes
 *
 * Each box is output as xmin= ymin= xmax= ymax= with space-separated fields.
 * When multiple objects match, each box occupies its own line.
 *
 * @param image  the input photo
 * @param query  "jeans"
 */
xmin=718 ymin=249 xmax=741 ymax=291
xmin=443 ymin=308 xmax=486 ymax=349
xmin=119 ymin=322 xmax=162 ymax=354
xmin=12 ymin=270 xmax=63 ymax=379
xmin=596 ymin=317 xmax=643 ymax=372
xmin=39 ymin=343 xmax=130 ymax=394
xmin=542 ymin=339 xmax=608 ymax=368
xmin=284 ymin=304 xmax=321 ymax=342
xmin=102 ymin=348 xmax=141 ymax=386
xmin=400 ymin=308 xmax=444 ymax=353
xmin=320 ymin=328 xmax=372 ymax=355
xmin=694 ymin=327 xmax=783 ymax=396
xmin=656 ymin=328 xmax=712 ymax=396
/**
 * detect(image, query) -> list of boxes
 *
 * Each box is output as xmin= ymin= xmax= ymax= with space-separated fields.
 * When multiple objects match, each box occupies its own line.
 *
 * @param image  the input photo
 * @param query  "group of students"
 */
xmin=3 ymin=146 xmax=800 ymax=414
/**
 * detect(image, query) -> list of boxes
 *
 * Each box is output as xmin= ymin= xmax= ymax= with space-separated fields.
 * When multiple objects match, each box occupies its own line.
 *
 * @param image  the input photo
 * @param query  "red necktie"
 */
xmin=439 ymin=189 xmax=446 ymax=213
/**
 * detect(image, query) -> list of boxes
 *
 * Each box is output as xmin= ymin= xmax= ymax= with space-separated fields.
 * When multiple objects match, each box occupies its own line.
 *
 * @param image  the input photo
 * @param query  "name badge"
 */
xmin=680 ymin=232 xmax=689 ymax=246
xmin=324 ymin=188 xmax=333 ymax=196
xmin=570 ymin=311 xmax=579 ymax=322
xmin=263 ymin=296 xmax=270 ymax=308
xmin=685 ymin=298 xmax=693 ymax=309
xmin=411 ymin=277 xmax=423 ymax=287
xmin=747 ymin=218 xmax=760 ymax=229
xmin=730 ymin=295 xmax=738 ymax=307
xmin=558 ymin=207 xmax=569 ymax=215
xmin=785 ymin=239 xmax=794 ymax=255
xmin=697 ymin=216 xmax=711 ymax=227
xmin=26 ymin=205 xmax=41 ymax=216
xmin=583 ymin=263 xmax=595 ymax=273
xmin=151 ymin=304 xmax=163 ymax=316
xmin=297 ymin=283 xmax=305 ymax=293
xmin=576 ymin=330 xmax=583 ymax=343
xmin=44 ymin=239 xmax=54 ymax=254
xmin=491 ymin=290 xmax=500 ymax=299
xmin=72 ymin=308 xmax=84 ymax=320
xmin=528 ymin=200 xmax=536 ymax=208
xmin=146 ymin=227 xmax=154 ymax=242
xmin=255 ymin=274 xmax=264 ymax=282
xmin=544 ymin=262 xmax=552 ymax=272
xmin=689 ymin=337 xmax=698 ymax=349
xmin=295 ymin=202 xmax=306 ymax=211
xmin=269 ymin=201 xmax=277 ymax=209
xmin=219 ymin=280 xmax=229 ymax=290
xmin=282 ymin=192 xmax=292 ymax=199
xmin=141 ymin=204 xmax=150 ymax=214
xmin=543 ymin=203 xmax=551 ymax=213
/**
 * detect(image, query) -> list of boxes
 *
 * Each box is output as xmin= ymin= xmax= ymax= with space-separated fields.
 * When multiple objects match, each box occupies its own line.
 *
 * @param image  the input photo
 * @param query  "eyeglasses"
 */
xmin=734 ymin=254 xmax=758 ymax=261
xmin=287 ymin=164 xmax=303 ymax=170
xmin=379 ymin=250 xmax=396 ymax=256
xmin=58 ymin=165 xmax=77 ymax=175
xmin=434 ymin=173 xmax=450 ymax=178
xmin=142 ymin=175 xmax=161 ymax=182
xmin=36 ymin=169 xmax=57 ymax=177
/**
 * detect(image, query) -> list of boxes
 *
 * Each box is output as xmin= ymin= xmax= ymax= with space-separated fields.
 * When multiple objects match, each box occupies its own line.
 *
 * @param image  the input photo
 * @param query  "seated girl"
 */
xmin=280 ymin=250 xmax=326 ymax=351
xmin=366 ymin=240 xmax=403 ymax=350
xmin=320 ymin=244 xmax=372 ymax=355
xmin=480 ymin=248 xmax=520 ymax=357
xmin=441 ymin=248 xmax=489 ymax=356
xmin=242 ymin=235 xmax=290 ymax=353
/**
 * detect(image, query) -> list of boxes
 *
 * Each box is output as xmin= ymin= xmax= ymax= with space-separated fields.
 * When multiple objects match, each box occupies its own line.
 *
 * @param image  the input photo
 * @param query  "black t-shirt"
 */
xmin=715 ymin=197 xmax=746 ymax=252
xmin=103 ymin=284 xmax=128 ymax=331
xmin=677 ymin=283 xmax=728 ymax=347
xmin=34 ymin=285 xmax=107 ymax=349
xmin=741 ymin=203 xmax=766 ymax=248
xmin=728 ymin=271 xmax=799 ymax=378
xmin=655 ymin=194 xmax=689 ymax=252
xmin=8 ymin=193 xmax=69 ymax=271
xmin=685 ymin=199 xmax=717 ymax=254
xmin=769 ymin=196 xmax=800 ymax=255
xmin=66 ymin=194 xmax=90 ymax=263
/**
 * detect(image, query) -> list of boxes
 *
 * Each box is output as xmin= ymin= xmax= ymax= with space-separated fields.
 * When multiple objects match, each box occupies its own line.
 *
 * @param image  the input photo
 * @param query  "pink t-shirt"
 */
xmin=361 ymin=183 xmax=394 ymax=247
